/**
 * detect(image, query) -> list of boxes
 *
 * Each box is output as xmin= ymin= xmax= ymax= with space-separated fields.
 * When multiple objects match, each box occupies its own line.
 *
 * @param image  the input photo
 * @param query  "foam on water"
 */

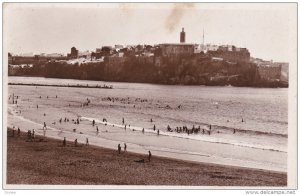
xmin=81 ymin=116 xmax=287 ymax=153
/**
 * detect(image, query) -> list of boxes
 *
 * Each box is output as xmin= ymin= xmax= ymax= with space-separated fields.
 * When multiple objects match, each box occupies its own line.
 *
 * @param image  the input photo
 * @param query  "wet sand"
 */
xmin=6 ymin=128 xmax=287 ymax=186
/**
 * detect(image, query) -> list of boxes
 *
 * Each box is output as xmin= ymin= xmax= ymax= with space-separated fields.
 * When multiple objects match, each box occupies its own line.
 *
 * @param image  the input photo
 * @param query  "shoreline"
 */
xmin=6 ymin=128 xmax=287 ymax=186
xmin=8 ymin=75 xmax=288 ymax=88
xmin=8 ymin=82 xmax=113 ymax=89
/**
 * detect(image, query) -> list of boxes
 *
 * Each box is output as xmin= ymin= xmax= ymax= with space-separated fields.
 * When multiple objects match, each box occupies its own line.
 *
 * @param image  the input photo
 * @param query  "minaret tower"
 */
xmin=180 ymin=28 xmax=185 ymax=43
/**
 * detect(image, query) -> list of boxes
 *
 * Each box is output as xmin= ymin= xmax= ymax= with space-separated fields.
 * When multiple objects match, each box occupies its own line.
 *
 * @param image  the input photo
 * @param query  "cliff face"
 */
xmin=8 ymin=54 xmax=287 ymax=88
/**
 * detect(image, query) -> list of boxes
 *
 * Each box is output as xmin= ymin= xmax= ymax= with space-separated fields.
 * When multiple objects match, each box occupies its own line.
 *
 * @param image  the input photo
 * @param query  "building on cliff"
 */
xmin=67 ymin=47 xmax=78 ymax=59
xmin=207 ymin=45 xmax=250 ymax=63
xmin=159 ymin=43 xmax=194 ymax=57
xmin=251 ymin=57 xmax=289 ymax=82
xmin=158 ymin=28 xmax=194 ymax=57
xmin=257 ymin=64 xmax=282 ymax=81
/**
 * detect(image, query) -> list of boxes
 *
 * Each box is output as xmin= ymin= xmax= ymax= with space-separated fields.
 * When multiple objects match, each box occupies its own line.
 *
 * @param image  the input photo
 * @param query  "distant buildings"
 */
xmin=208 ymin=45 xmax=250 ymax=63
xmin=8 ymin=27 xmax=289 ymax=85
xmin=255 ymin=61 xmax=289 ymax=82
xmin=159 ymin=27 xmax=194 ymax=57
xmin=46 ymin=53 xmax=64 ymax=58
xmin=159 ymin=43 xmax=194 ymax=57
xmin=257 ymin=65 xmax=281 ymax=80
xmin=251 ymin=58 xmax=289 ymax=82
xmin=67 ymin=47 xmax=78 ymax=58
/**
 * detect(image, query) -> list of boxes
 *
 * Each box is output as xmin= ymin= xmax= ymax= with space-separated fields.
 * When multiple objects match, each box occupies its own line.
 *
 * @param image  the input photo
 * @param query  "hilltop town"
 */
xmin=8 ymin=28 xmax=288 ymax=87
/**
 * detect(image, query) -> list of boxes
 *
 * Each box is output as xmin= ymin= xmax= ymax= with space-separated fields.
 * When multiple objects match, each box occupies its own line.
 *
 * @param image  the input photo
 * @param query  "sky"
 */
xmin=4 ymin=3 xmax=297 ymax=62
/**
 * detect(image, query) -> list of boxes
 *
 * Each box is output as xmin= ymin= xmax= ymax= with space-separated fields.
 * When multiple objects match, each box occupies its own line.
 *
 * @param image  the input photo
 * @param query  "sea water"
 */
xmin=7 ymin=76 xmax=288 ymax=172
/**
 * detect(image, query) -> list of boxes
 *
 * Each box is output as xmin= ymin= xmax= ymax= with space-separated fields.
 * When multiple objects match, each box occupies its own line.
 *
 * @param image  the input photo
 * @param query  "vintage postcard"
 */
xmin=2 ymin=2 xmax=297 ymax=190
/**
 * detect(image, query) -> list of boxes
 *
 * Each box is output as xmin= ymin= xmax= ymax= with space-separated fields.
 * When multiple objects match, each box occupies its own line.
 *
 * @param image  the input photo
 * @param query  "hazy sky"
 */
xmin=4 ymin=3 xmax=297 ymax=62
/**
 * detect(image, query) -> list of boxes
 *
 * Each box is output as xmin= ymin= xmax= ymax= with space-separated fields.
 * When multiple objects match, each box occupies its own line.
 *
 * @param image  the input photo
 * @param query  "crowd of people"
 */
xmin=9 ymin=92 xmax=240 ymax=167
xmin=167 ymin=124 xmax=212 ymax=135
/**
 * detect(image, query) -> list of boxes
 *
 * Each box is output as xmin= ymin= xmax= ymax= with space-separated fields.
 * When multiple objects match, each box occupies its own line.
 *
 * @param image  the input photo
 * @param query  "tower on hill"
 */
xmin=180 ymin=28 xmax=185 ymax=43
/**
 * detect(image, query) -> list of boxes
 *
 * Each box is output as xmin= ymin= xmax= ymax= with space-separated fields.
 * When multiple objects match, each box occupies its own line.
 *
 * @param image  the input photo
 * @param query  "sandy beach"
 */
xmin=6 ymin=128 xmax=287 ymax=186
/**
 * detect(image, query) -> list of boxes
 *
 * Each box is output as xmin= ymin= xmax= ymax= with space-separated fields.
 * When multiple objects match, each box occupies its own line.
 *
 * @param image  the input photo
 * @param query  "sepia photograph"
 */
xmin=2 ymin=2 xmax=298 ymax=191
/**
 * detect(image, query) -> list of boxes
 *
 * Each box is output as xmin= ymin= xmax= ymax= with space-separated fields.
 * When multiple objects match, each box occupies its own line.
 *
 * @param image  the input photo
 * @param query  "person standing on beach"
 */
xmin=32 ymin=129 xmax=35 ymax=139
xmin=122 ymin=117 xmax=125 ymax=125
xmin=75 ymin=139 xmax=78 ymax=147
xmin=142 ymin=128 xmax=144 ymax=134
xmin=17 ymin=128 xmax=20 ymax=137
xmin=148 ymin=151 xmax=152 ymax=162
xmin=63 ymin=137 xmax=66 ymax=147
xmin=86 ymin=138 xmax=89 ymax=146
xmin=92 ymin=120 xmax=95 ymax=126
xmin=118 ymin=144 xmax=121 ymax=154
xmin=124 ymin=143 xmax=127 ymax=152
xmin=43 ymin=122 xmax=47 ymax=130
xmin=27 ymin=130 xmax=32 ymax=141
xmin=153 ymin=125 xmax=156 ymax=131
xmin=96 ymin=126 xmax=99 ymax=133
xmin=157 ymin=129 xmax=160 ymax=135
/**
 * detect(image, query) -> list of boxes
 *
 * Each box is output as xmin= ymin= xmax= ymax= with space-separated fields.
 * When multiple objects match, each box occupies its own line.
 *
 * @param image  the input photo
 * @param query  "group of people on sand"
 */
xmin=117 ymin=143 xmax=152 ymax=162
xmin=22 ymin=129 xmax=36 ymax=141
xmin=10 ymin=126 xmax=38 ymax=142
xmin=62 ymin=137 xmax=89 ymax=147
xmin=11 ymin=126 xmax=21 ymax=137
xmin=117 ymin=143 xmax=127 ymax=154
